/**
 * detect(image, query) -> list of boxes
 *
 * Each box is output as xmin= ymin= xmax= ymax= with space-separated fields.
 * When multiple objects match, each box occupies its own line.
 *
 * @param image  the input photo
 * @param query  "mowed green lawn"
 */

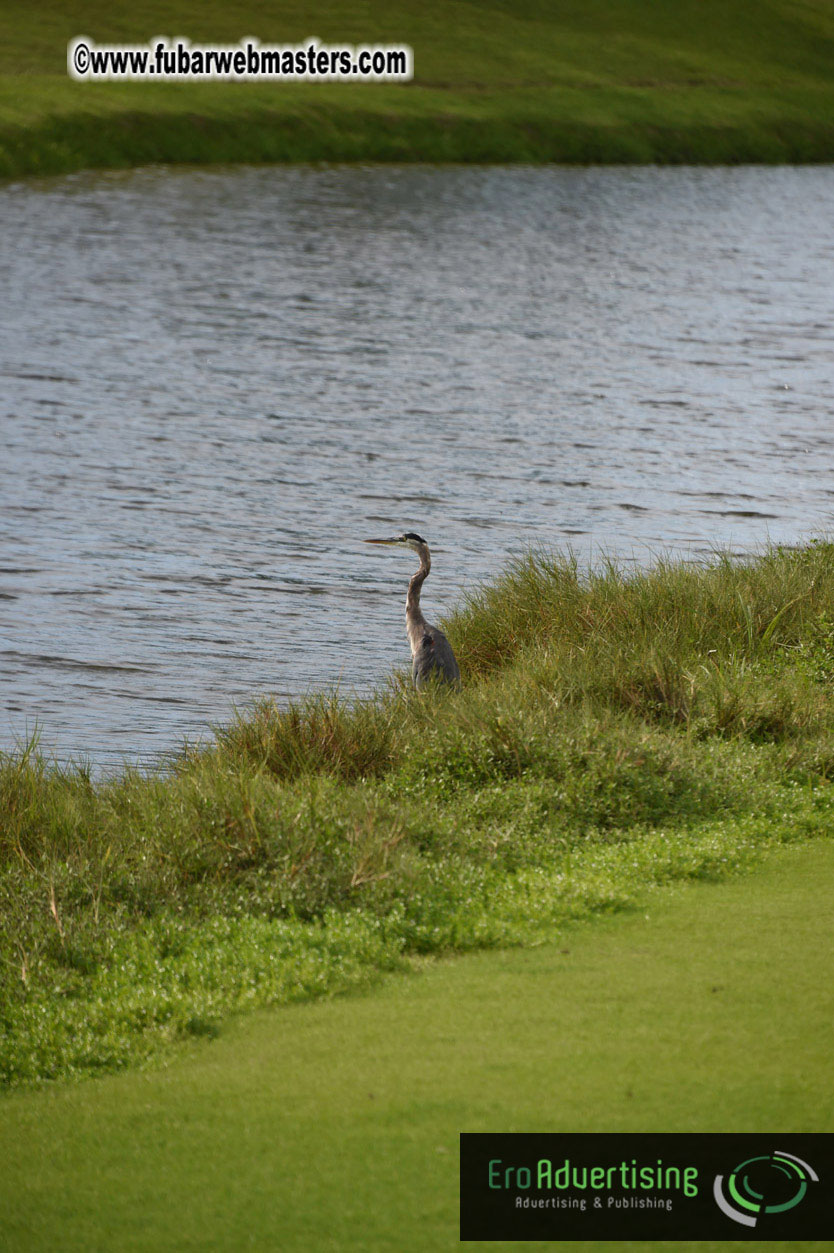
xmin=2 ymin=0 xmax=834 ymax=174
xmin=1 ymin=837 xmax=831 ymax=1253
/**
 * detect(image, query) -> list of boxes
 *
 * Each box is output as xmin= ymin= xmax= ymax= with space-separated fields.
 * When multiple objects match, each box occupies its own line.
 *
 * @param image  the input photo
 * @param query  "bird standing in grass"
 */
xmin=366 ymin=532 xmax=461 ymax=689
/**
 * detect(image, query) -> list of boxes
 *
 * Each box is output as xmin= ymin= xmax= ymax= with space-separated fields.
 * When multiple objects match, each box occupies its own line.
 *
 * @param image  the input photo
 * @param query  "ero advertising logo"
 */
xmin=713 ymin=1149 xmax=818 ymax=1229
xmin=460 ymin=1133 xmax=833 ymax=1241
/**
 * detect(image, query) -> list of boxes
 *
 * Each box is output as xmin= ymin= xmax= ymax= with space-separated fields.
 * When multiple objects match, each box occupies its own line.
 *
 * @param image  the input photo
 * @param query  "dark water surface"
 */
xmin=2 ymin=165 xmax=833 ymax=767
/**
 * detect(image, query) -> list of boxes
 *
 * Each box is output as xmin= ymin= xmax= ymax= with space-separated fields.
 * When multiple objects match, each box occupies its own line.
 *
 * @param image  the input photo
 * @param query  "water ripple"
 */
xmin=2 ymin=164 xmax=834 ymax=766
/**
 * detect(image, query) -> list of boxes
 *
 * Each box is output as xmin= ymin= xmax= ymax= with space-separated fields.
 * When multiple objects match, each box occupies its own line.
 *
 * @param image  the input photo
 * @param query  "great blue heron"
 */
xmin=366 ymin=532 xmax=461 ymax=689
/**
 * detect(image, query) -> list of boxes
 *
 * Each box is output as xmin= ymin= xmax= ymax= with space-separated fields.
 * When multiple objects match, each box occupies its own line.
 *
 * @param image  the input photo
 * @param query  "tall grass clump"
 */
xmin=3 ymin=542 xmax=834 ymax=1086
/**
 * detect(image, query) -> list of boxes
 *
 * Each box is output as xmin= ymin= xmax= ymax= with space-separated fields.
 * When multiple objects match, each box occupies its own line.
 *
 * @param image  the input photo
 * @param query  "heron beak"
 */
xmin=365 ymin=537 xmax=402 ymax=545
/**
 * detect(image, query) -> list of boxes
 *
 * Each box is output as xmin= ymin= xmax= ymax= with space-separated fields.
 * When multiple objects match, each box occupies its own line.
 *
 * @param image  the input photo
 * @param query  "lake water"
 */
xmin=2 ymin=164 xmax=834 ymax=768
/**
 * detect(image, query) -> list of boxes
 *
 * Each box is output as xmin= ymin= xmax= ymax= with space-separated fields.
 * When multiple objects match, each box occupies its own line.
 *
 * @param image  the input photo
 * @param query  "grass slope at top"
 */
xmin=3 ymin=541 xmax=834 ymax=1086
xmin=2 ymin=0 xmax=834 ymax=175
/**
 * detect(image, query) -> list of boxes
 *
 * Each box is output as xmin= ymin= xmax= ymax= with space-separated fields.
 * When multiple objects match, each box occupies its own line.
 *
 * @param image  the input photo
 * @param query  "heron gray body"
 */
xmin=366 ymin=533 xmax=461 ymax=689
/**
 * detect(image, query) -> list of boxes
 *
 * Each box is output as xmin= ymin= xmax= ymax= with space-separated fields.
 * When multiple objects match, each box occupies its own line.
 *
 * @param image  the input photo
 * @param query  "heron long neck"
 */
xmin=406 ymin=547 xmax=431 ymax=654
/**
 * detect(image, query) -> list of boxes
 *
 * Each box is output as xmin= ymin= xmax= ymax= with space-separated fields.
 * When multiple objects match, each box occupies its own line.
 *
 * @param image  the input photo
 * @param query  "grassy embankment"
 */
xmin=2 ymin=0 xmax=834 ymax=177
xmin=3 ymin=542 xmax=834 ymax=1088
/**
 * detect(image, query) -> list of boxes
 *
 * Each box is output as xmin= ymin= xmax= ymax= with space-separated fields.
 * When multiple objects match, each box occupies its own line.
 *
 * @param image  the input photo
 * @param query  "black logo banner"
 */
xmin=460 ymin=1133 xmax=833 ymax=1240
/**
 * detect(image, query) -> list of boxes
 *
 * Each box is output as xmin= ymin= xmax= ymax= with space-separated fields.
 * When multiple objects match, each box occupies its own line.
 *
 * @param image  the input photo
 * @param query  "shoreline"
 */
xmin=4 ymin=100 xmax=834 ymax=181
xmin=4 ymin=542 xmax=834 ymax=1086
xmin=4 ymin=1 xmax=834 ymax=179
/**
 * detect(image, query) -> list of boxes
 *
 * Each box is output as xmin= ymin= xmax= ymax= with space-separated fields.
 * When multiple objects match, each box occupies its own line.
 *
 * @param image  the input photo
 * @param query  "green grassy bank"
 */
xmin=3 ymin=541 xmax=834 ymax=1088
xmin=2 ymin=1 xmax=834 ymax=177
xmin=1 ymin=837 xmax=831 ymax=1252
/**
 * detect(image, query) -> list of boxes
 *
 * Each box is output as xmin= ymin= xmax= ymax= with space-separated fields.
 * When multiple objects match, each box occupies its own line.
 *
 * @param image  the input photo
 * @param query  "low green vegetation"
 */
xmin=3 ymin=0 xmax=834 ymax=176
xmin=1 ymin=838 xmax=831 ymax=1251
xmin=3 ymin=541 xmax=834 ymax=1087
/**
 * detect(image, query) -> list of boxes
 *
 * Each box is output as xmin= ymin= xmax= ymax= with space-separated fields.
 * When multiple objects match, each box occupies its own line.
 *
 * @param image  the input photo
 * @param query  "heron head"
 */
xmin=365 ymin=531 xmax=428 ymax=555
